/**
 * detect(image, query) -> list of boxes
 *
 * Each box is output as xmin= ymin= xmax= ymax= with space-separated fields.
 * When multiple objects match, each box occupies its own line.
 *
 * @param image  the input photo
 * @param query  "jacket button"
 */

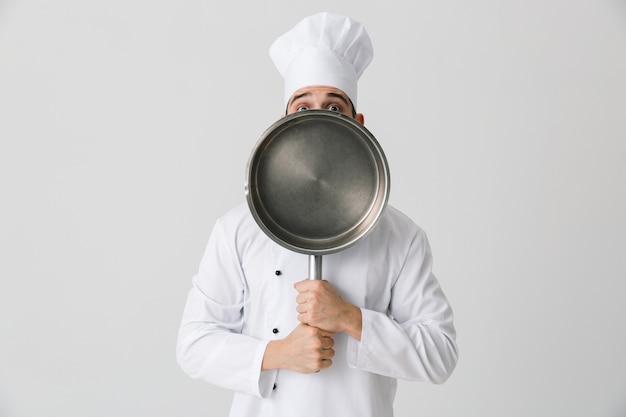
xmin=272 ymin=328 xmax=279 ymax=334
xmin=275 ymin=270 xmax=282 ymax=276
xmin=273 ymin=383 xmax=277 ymax=390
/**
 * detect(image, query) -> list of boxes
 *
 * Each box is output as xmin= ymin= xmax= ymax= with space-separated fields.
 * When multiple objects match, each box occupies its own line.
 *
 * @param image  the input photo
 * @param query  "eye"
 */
xmin=327 ymin=105 xmax=340 ymax=112
xmin=297 ymin=105 xmax=309 ymax=112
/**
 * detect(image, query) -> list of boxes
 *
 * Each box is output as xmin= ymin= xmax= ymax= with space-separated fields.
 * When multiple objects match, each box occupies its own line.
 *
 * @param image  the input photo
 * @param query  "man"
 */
xmin=177 ymin=12 xmax=458 ymax=417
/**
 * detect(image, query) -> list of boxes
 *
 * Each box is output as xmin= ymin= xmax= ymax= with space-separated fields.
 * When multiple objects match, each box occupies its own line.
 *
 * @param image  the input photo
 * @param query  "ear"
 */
xmin=355 ymin=113 xmax=365 ymax=125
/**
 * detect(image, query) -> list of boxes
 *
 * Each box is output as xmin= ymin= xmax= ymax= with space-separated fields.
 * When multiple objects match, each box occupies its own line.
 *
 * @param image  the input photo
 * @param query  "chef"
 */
xmin=177 ymin=12 xmax=458 ymax=417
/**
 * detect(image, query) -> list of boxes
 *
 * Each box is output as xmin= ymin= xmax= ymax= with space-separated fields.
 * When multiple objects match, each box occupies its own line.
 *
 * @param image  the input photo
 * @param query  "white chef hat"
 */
xmin=269 ymin=12 xmax=374 ymax=109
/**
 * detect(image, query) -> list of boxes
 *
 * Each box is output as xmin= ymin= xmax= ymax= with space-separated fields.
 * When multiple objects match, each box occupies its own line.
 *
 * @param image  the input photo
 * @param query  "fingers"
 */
xmin=295 ymin=279 xmax=331 ymax=318
xmin=294 ymin=278 xmax=328 ymax=293
xmin=317 ymin=358 xmax=333 ymax=372
xmin=296 ymin=285 xmax=343 ymax=331
xmin=312 ymin=339 xmax=335 ymax=373
xmin=305 ymin=326 xmax=335 ymax=349
xmin=302 ymin=323 xmax=334 ymax=338
xmin=295 ymin=292 xmax=309 ymax=305
xmin=287 ymin=324 xmax=335 ymax=374
xmin=321 ymin=334 xmax=335 ymax=350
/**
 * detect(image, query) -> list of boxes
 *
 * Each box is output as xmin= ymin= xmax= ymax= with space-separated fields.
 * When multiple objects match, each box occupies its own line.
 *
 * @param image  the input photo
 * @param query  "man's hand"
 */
xmin=262 ymin=324 xmax=335 ymax=373
xmin=294 ymin=279 xmax=362 ymax=341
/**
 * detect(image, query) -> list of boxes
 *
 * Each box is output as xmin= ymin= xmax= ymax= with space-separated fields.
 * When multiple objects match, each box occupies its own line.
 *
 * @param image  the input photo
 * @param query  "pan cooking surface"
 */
xmin=246 ymin=110 xmax=389 ymax=254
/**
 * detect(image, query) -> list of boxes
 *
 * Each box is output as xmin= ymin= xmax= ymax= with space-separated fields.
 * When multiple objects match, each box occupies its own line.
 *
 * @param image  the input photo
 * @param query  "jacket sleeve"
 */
xmin=346 ymin=228 xmax=458 ymax=383
xmin=176 ymin=219 xmax=277 ymax=398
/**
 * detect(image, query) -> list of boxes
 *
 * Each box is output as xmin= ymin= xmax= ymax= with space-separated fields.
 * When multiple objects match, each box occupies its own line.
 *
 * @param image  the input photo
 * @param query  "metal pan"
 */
xmin=245 ymin=110 xmax=390 ymax=279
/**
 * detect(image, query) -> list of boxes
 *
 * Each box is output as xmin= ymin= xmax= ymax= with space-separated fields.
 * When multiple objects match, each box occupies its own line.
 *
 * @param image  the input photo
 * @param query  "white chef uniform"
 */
xmin=177 ymin=203 xmax=457 ymax=417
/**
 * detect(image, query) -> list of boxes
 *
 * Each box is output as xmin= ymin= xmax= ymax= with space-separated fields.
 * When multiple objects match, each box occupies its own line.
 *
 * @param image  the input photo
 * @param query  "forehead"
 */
xmin=288 ymin=86 xmax=351 ymax=103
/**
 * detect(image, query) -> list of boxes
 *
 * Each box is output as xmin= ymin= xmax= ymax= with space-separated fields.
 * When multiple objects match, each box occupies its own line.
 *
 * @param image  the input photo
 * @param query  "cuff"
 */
xmin=346 ymin=307 xmax=373 ymax=368
xmin=256 ymin=340 xmax=278 ymax=398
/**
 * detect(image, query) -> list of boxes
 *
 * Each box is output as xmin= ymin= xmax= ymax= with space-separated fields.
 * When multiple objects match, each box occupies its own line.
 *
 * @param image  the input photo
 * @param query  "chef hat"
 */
xmin=270 ymin=12 xmax=374 ymax=109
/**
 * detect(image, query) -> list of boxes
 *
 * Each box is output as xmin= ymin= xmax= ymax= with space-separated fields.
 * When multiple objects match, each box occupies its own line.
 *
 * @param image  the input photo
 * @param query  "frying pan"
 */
xmin=245 ymin=110 xmax=390 ymax=280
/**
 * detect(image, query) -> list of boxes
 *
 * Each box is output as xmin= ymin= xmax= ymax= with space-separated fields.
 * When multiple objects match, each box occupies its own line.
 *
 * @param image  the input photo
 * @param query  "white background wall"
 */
xmin=1 ymin=1 xmax=625 ymax=416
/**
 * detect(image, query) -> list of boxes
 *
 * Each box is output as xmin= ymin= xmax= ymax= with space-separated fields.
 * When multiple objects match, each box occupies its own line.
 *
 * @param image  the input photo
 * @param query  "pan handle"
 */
xmin=308 ymin=255 xmax=322 ymax=280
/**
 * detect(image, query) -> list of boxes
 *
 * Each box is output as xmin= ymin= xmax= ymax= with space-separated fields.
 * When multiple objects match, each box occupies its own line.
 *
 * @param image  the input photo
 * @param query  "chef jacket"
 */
xmin=177 ymin=202 xmax=458 ymax=417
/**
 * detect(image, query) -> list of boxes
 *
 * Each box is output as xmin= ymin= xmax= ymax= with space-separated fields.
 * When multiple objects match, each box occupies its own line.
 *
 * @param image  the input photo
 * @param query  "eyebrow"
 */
xmin=327 ymin=92 xmax=351 ymax=106
xmin=288 ymin=92 xmax=311 ymax=107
